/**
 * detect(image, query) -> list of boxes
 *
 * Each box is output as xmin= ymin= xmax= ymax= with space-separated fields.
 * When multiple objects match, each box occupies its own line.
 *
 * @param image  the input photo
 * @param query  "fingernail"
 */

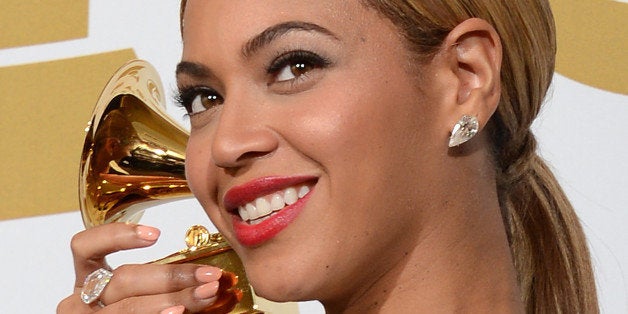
xmin=160 ymin=305 xmax=185 ymax=314
xmin=136 ymin=225 xmax=160 ymax=241
xmin=195 ymin=266 xmax=222 ymax=283
xmin=194 ymin=281 xmax=219 ymax=300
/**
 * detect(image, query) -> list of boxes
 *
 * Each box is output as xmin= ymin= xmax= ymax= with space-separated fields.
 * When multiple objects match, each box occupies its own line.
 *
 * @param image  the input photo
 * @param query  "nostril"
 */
xmin=236 ymin=151 xmax=273 ymax=163
xmin=214 ymin=150 xmax=274 ymax=174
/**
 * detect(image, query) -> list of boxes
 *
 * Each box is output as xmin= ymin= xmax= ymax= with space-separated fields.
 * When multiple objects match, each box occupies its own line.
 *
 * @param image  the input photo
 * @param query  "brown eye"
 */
xmin=276 ymin=62 xmax=315 ymax=82
xmin=176 ymin=86 xmax=224 ymax=116
xmin=268 ymin=50 xmax=331 ymax=84
xmin=190 ymin=93 xmax=222 ymax=115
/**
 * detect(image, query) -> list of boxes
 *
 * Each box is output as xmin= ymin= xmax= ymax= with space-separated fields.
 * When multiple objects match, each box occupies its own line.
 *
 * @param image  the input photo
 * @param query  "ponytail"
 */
xmin=495 ymin=130 xmax=598 ymax=313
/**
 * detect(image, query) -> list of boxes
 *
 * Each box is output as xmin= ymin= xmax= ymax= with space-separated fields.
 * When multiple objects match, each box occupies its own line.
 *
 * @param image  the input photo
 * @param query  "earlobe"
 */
xmin=444 ymin=18 xmax=502 ymax=132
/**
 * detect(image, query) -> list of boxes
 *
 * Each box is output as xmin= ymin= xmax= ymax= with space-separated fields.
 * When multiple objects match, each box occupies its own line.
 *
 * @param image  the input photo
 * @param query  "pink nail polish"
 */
xmin=195 ymin=266 xmax=222 ymax=283
xmin=136 ymin=225 xmax=160 ymax=241
xmin=160 ymin=305 xmax=185 ymax=314
xmin=194 ymin=281 xmax=220 ymax=300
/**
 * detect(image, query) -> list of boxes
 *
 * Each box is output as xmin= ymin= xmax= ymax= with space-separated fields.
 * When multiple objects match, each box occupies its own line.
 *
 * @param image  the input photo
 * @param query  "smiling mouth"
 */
xmin=236 ymin=184 xmax=312 ymax=224
xmin=223 ymin=176 xmax=317 ymax=246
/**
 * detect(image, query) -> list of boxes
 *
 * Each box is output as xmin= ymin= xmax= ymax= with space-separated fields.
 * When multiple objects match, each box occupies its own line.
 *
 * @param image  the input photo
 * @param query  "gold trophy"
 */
xmin=79 ymin=59 xmax=262 ymax=313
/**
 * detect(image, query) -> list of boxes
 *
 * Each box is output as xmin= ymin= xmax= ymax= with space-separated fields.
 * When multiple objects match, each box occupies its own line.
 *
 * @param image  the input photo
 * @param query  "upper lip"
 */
xmin=223 ymin=175 xmax=318 ymax=213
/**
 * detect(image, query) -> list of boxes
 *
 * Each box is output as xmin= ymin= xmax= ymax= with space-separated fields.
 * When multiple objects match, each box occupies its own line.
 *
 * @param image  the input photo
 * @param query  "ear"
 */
xmin=442 ymin=18 xmax=502 ymax=132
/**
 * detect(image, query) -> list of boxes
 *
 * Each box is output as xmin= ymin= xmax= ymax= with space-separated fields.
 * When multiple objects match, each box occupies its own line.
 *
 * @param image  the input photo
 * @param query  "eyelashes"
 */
xmin=175 ymin=49 xmax=332 ymax=116
xmin=174 ymin=85 xmax=224 ymax=117
xmin=266 ymin=50 xmax=331 ymax=84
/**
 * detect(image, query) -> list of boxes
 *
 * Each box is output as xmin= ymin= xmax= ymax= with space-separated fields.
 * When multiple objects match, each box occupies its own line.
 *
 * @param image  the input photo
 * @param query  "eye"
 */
xmin=175 ymin=86 xmax=224 ymax=116
xmin=276 ymin=61 xmax=315 ymax=82
xmin=268 ymin=50 xmax=331 ymax=84
xmin=190 ymin=93 xmax=221 ymax=114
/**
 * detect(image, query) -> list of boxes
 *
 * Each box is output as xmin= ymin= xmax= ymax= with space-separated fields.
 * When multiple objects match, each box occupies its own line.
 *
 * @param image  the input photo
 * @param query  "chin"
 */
xmin=244 ymin=262 xmax=318 ymax=303
xmin=249 ymin=276 xmax=304 ymax=302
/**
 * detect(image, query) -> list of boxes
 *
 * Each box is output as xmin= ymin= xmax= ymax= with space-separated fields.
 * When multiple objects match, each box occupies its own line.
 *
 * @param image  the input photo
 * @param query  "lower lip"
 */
xmin=232 ymin=190 xmax=313 ymax=247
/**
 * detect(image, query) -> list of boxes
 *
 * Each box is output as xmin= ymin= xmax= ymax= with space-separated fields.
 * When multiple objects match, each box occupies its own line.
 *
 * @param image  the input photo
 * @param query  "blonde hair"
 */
xmin=179 ymin=0 xmax=598 ymax=312
xmin=361 ymin=0 xmax=598 ymax=312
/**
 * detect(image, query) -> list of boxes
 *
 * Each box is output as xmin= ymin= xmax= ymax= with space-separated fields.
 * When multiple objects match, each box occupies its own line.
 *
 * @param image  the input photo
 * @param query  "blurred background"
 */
xmin=0 ymin=1 xmax=626 ymax=312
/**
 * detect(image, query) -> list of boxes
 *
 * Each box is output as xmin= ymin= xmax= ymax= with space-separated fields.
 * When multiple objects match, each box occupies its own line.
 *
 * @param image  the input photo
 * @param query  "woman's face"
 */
xmin=180 ymin=0 xmax=453 ymax=303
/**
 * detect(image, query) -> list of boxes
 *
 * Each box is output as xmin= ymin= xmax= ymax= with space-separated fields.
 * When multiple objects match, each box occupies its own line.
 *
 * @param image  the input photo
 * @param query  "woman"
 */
xmin=58 ymin=0 xmax=598 ymax=313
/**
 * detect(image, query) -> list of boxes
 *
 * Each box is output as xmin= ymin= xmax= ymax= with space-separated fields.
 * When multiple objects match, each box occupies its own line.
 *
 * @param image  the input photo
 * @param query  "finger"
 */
xmin=57 ymin=293 xmax=100 ymax=314
xmin=71 ymin=223 xmax=160 ymax=286
xmin=98 ymin=282 xmax=221 ymax=314
xmin=60 ymin=272 xmax=238 ymax=314
xmin=58 ymin=266 xmax=221 ymax=314
xmin=100 ymin=264 xmax=222 ymax=306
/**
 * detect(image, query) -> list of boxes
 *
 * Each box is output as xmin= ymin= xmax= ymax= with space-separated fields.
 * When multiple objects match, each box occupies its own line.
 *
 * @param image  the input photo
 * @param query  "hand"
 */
xmin=57 ymin=222 xmax=225 ymax=313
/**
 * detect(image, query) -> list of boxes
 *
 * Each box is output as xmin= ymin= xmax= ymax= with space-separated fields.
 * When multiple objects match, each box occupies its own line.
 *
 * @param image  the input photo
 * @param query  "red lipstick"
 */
xmin=223 ymin=176 xmax=316 ymax=246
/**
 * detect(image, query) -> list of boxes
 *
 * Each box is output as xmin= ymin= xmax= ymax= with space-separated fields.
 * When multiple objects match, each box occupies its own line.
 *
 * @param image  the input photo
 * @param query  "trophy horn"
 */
xmin=79 ymin=59 xmax=262 ymax=313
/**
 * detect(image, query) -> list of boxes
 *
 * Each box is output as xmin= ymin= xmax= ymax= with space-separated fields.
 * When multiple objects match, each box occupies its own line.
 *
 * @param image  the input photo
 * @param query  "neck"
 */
xmin=323 ymin=145 xmax=524 ymax=313
xmin=326 ymin=205 xmax=522 ymax=313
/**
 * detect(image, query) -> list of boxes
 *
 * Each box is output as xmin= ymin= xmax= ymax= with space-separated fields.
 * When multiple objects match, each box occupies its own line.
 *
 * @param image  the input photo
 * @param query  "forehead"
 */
xmin=181 ymin=0 xmax=388 ymax=57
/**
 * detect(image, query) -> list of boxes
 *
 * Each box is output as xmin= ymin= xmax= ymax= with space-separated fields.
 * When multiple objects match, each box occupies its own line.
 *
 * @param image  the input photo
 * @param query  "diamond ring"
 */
xmin=80 ymin=268 xmax=113 ymax=305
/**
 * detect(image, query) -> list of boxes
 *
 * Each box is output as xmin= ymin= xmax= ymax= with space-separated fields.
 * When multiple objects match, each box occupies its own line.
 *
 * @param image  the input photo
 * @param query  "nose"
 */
xmin=210 ymin=97 xmax=278 ymax=169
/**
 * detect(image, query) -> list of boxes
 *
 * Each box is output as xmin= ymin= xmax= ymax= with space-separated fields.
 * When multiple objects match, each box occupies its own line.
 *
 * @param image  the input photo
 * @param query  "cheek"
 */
xmin=285 ymin=71 xmax=444 ymax=228
xmin=185 ymin=134 xmax=215 ymax=208
xmin=185 ymin=133 xmax=233 ymax=235
xmin=287 ymin=74 xmax=433 ymax=169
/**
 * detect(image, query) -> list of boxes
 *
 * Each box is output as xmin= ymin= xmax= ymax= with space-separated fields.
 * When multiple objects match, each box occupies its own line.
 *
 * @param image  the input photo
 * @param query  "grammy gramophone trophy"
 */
xmin=78 ymin=59 xmax=264 ymax=313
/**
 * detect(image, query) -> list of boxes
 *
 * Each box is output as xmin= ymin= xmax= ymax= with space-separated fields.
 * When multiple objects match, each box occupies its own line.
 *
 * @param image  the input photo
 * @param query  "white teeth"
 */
xmin=298 ymin=186 xmax=310 ymax=198
xmin=238 ymin=206 xmax=249 ymax=221
xmin=270 ymin=194 xmax=284 ymax=210
xmin=284 ymin=187 xmax=298 ymax=205
xmin=256 ymin=198 xmax=272 ymax=216
xmin=237 ymin=185 xmax=311 ymax=223
xmin=245 ymin=203 xmax=258 ymax=220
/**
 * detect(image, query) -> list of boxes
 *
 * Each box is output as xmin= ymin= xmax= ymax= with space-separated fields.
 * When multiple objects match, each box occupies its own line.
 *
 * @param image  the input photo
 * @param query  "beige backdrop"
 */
xmin=0 ymin=1 xmax=626 ymax=313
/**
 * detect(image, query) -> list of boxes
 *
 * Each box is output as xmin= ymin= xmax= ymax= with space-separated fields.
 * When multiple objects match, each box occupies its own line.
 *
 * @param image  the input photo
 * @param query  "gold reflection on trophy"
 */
xmin=79 ymin=59 xmax=262 ymax=313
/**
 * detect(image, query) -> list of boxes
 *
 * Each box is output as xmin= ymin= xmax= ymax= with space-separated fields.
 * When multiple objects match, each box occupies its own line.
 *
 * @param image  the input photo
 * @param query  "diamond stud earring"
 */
xmin=448 ymin=115 xmax=479 ymax=147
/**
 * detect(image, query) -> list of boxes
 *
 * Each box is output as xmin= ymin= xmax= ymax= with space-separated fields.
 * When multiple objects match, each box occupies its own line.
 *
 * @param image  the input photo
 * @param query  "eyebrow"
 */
xmin=242 ymin=21 xmax=339 ymax=58
xmin=176 ymin=21 xmax=338 ymax=80
xmin=176 ymin=61 xmax=214 ymax=81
